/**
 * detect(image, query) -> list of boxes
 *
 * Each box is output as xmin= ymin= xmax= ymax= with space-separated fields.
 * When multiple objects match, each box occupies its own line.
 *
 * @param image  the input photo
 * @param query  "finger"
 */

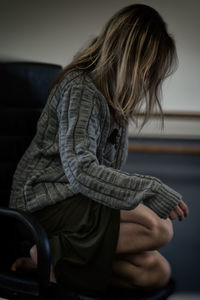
xmin=169 ymin=210 xmax=176 ymax=220
xmin=179 ymin=200 xmax=189 ymax=217
xmin=178 ymin=202 xmax=188 ymax=218
xmin=175 ymin=205 xmax=184 ymax=221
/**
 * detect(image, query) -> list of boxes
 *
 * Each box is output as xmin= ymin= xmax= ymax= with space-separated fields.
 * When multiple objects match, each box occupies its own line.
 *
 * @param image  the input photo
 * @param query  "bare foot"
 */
xmin=11 ymin=257 xmax=37 ymax=272
xmin=11 ymin=245 xmax=56 ymax=283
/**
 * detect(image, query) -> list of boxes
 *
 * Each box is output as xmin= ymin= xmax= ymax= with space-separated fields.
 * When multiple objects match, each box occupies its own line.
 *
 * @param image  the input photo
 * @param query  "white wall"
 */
xmin=1 ymin=0 xmax=200 ymax=137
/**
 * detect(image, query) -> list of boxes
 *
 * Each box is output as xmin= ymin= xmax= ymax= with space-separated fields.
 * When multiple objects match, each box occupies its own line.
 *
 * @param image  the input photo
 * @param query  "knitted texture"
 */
xmin=9 ymin=70 xmax=182 ymax=218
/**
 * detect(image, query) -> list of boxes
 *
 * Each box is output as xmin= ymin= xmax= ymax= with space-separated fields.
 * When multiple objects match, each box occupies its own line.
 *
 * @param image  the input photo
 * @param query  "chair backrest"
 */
xmin=0 ymin=62 xmax=62 ymax=207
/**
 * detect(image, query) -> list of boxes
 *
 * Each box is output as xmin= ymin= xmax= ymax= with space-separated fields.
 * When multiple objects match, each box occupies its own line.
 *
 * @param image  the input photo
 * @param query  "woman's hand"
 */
xmin=169 ymin=200 xmax=189 ymax=221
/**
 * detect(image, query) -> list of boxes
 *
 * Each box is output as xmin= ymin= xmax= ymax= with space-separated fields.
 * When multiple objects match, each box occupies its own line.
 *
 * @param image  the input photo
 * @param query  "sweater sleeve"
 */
xmin=58 ymin=83 xmax=182 ymax=218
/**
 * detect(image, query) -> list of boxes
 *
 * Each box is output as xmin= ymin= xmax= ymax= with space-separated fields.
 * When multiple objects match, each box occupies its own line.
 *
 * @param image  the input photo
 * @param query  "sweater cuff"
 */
xmin=144 ymin=183 xmax=182 ymax=219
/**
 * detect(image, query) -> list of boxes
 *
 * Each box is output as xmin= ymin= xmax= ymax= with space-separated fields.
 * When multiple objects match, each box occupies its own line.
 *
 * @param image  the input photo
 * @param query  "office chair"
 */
xmin=0 ymin=61 xmax=175 ymax=300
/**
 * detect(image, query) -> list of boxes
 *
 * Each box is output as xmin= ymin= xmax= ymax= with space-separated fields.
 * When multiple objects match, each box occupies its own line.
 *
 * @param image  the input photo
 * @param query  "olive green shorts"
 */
xmin=33 ymin=194 xmax=120 ymax=291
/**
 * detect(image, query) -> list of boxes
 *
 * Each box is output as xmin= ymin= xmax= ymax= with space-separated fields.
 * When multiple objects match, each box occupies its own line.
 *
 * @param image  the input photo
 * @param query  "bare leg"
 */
xmin=30 ymin=245 xmax=57 ymax=283
xmin=111 ymin=251 xmax=171 ymax=290
xmin=11 ymin=257 xmax=36 ymax=272
xmin=111 ymin=204 xmax=173 ymax=290
xmin=117 ymin=204 xmax=173 ymax=254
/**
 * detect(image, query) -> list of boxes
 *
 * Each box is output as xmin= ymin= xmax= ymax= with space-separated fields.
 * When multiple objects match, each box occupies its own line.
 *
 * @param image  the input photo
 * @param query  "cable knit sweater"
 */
xmin=9 ymin=70 xmax=182 ymax=218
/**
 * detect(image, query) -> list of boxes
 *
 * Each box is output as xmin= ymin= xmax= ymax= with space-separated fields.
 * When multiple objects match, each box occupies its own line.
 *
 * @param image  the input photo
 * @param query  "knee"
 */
xmin=159 ymin=258 xmax=172 ymax=288
xmin=142 ymin=253 xmax=171 ymax=289
xmin=151 ymin=254 xmax=172 ymax=289
xmin=149 ymin=217 xmax=174 ymax=248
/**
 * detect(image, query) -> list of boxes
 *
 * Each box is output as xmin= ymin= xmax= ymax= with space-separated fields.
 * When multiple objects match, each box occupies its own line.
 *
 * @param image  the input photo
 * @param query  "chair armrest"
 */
xmin=0 ymin=207 xmax=51 ymax=297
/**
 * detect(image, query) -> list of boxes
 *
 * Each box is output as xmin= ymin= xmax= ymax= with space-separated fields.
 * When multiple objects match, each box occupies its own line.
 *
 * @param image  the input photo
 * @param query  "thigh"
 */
xmin=116 ymin=205 xmax=173 ymax=254
xmin=120 ymin=204 xmax=166 ymax=228
xmin=116 ymin=221 xmax=156 ymax=254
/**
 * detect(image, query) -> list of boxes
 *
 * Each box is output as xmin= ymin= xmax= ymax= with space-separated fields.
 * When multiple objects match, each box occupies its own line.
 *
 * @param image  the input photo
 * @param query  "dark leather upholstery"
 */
xmin=0 ymin=62 xmax=63 ymax=300
xmin=0 ymin=62 xmax=62 ymax=207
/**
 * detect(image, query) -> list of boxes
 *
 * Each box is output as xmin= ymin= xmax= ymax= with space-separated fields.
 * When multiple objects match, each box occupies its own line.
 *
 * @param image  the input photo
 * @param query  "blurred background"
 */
xmin=0 ymin=0 xmax=200 ymax=298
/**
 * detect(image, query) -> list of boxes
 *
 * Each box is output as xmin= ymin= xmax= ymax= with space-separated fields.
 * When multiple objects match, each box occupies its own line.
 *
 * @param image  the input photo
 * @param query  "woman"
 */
xmin=10 ymin=4 xmax=188 ymax=291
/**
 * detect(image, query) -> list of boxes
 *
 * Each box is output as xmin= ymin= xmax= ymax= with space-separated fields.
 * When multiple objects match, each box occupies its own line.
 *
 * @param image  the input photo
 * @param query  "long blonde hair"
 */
xmin=55 ymin=4 xmax=178 ymax=126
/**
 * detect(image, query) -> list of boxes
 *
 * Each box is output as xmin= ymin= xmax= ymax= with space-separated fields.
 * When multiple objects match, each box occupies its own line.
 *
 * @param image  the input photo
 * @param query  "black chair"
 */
xmin=0 ymin=62 xmax=64 ymax=300
xmin=0 ymin=61 xmax=62 ymax=207
xmin=0 ymin=62 xmax=175 ymax=300
xmin=0 ymin=207 xmax=51 ymax=299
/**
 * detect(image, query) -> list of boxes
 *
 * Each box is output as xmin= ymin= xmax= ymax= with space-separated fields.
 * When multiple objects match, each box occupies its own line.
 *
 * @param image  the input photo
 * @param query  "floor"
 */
xmin=1 ymin=294 xmax=200 ymax=300
xmin=169 ymin=294 xmax=200 ymax=300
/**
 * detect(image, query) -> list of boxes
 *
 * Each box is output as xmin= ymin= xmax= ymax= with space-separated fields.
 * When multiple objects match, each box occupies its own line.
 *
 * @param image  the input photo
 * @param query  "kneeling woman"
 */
xmin=10 ymin=4 xmax=188 ymax=291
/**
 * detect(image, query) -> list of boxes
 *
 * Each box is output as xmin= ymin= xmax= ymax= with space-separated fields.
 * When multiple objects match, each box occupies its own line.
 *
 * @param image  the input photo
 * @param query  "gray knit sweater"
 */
xmin=9 ymin=70 xmax=182 ymax=218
